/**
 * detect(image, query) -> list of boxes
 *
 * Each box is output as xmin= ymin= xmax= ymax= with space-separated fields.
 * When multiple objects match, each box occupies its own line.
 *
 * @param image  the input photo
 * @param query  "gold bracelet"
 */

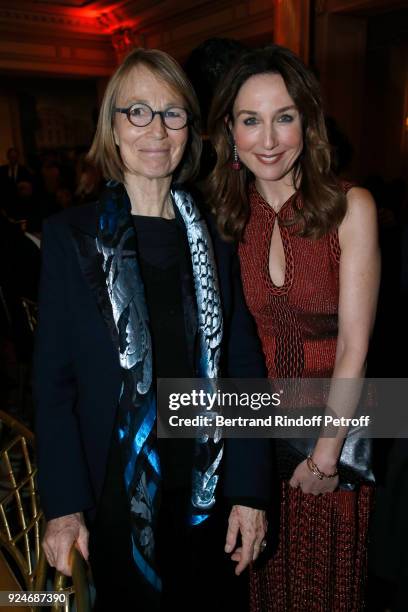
xmin=306 ymin=455 xmax=338 ymax=480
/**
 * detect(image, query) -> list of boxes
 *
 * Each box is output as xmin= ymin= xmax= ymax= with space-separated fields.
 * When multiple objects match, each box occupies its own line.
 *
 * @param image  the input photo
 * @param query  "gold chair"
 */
xmin=0 ymin=410 xmax=91 ymax=612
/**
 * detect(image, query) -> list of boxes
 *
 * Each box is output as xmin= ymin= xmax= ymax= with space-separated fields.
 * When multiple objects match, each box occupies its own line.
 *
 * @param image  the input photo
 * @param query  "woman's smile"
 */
xmin=139 ymin=148 xmax=171 ymax=155
xmin=254 ymin=152 xmax=285 ymax=164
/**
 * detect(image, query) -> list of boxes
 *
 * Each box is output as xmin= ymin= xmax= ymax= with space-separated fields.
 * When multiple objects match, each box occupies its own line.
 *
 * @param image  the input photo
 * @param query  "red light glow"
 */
xmin=66 ymin=4 xmax=140 ymax=34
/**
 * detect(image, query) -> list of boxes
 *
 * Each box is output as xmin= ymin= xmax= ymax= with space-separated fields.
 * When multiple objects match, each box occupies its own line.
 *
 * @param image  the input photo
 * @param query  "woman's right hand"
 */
xmin=225 ymin=505 xmax=268 ymax=574
xmin=289 ymin=459 xmax=339 ymax=495
xmin=42 ymin=512 xmax=89 ymax=576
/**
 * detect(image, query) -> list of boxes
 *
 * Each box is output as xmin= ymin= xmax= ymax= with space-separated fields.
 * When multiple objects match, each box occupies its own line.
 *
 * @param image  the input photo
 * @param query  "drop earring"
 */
xmin=231 ymin=143 xmax=241 ymax=170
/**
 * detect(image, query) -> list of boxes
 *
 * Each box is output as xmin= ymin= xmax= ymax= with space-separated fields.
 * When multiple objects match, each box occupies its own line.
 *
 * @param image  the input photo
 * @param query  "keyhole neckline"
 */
xmin=249 ymin=182 xmax=298 ymax=220
xmin=249 ymin=183 xmax=294 ymax=294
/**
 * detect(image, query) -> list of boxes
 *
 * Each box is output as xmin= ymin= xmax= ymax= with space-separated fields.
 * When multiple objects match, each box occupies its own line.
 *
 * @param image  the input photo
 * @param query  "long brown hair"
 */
xmin=206 ymin=45 xmax=346 ymax=241
xmin=88 ymin=47 xmax=202 ymax=186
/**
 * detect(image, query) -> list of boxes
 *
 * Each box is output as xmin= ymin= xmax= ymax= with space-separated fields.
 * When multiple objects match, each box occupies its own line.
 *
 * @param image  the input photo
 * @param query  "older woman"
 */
xmin=207 ymin=45 xmax=380 ymax=611
xmin=34 ymin=48 xmax=271 ymax=611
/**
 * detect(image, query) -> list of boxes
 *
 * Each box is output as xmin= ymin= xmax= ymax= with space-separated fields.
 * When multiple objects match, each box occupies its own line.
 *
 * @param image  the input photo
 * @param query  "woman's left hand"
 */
xmin=225 ymin=505 xmax=268 ymax=575
xmin=289 ymin=459 xmax=339 ymax=495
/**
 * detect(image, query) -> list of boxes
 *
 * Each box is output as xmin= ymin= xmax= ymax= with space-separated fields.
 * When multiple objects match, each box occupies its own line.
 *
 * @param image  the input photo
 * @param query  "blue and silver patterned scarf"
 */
xmin=96 ymin=183 xmax=223 ymax=592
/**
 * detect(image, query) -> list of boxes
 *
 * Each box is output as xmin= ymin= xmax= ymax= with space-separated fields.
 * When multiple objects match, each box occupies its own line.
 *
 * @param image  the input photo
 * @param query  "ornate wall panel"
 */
xmin=0 ymin=31 xmax=116 ymax=76
xmin=111 ymin=0 xmax=276 ymax=64
xmin=0 ymin=0 xmax=312 ymax=74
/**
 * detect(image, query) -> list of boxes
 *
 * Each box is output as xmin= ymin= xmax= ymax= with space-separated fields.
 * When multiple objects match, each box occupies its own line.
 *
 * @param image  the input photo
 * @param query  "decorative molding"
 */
xmin=0 ymin=0 xmax=278 ymax=73
xmin=110 ymin=0 xmax=275 ymax=63
xmin=323 ymin=0 xmax=408 ymax=14
xmin=111 ymin=29 xmax=146 ymax=62
xmin=0 ymin=1 xmax=144 ymax=36
xmin=0 ymin=8 xmax=106 ymax=34
xmin=0 ymin=33 xmax=116 ymax=76
xmin=97 ymin=11 xmax=120 ymax=32
xmin=0 ymin=56 xmax=115 ymax=76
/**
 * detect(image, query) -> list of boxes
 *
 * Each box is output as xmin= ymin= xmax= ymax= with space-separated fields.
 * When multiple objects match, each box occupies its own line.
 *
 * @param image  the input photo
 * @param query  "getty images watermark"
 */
xmin=166 ymin=388 xmax=369 ymax=429
xmin=157 ymin=378 xmax=408 ymax=439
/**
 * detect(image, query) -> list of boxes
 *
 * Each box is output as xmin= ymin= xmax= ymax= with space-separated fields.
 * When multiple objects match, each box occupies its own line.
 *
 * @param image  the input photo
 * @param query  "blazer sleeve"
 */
xmin=33 ymin=218 xmax=94 ymax=520
xmin=223 ymin=250 xmax=273 ymax=507
xmin=207 ymin=216 xmax=273 ymax=507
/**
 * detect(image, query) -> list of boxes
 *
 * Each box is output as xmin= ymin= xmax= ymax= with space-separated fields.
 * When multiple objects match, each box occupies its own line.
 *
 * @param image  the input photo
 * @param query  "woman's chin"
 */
xmin=126 ymin=167 xmax=175 ymax=181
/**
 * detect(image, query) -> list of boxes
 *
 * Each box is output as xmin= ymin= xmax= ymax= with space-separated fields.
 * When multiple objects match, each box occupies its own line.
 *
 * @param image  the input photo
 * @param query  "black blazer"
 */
xmin=33 ymin=200 xmax=272 ymax=520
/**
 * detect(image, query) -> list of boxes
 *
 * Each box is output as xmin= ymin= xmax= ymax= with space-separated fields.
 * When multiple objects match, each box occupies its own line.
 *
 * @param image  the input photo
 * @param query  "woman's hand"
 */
xmin=289 ymin=459 xmax=339 ymax=495
xmin=42 ymin=512 xmax=89 ymax=576
xmin=225 ymin=505 xmax=268 ymax=575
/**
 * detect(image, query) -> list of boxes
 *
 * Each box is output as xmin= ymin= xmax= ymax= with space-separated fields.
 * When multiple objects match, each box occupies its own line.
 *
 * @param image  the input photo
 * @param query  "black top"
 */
xmin=133 ymin=215 xmax=192 ymax=379
xmin=132 ymin=215 xmax=194 ymax=489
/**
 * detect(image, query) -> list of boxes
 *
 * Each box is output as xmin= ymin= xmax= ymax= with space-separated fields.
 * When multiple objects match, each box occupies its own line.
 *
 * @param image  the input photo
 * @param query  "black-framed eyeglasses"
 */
xmin=115 ymin=102 xmax=190 ymax=130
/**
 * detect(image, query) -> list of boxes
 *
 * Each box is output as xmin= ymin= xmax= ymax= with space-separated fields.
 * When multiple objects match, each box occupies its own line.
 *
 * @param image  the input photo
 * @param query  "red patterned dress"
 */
xmin=238 ymin=183 xmax=373 ymax=611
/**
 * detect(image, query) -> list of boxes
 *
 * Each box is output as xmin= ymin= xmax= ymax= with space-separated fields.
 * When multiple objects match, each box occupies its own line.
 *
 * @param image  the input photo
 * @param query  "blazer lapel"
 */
xmin=69 ymin=219 xmax=120 ymax=353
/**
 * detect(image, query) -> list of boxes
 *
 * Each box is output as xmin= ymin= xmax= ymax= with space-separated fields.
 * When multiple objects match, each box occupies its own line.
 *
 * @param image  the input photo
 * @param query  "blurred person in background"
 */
xmin=75 ymin=155 xmax=103 ymax=204
xmin=55 ymin=186 xmax=74 ymax=210
xmin=0 ymin=147 xmax=32 ymax=201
